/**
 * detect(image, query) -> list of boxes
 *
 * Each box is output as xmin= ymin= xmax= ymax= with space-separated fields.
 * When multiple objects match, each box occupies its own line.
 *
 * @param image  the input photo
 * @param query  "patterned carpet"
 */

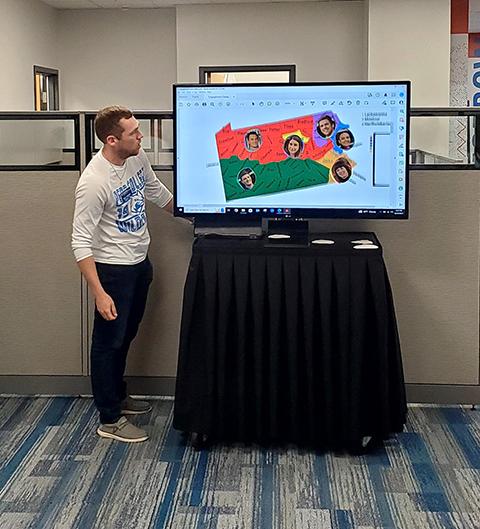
xmin=0 ymin=397 xmax=479 ymax=529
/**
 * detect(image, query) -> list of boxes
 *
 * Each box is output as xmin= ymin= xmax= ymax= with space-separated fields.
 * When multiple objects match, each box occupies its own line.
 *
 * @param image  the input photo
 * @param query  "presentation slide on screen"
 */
xmin=175 ymin=84 xmax=407 ymax=214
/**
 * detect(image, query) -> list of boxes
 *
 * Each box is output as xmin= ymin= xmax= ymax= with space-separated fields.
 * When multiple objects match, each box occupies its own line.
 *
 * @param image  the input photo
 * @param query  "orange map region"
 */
xmin=215 ymin=115 xmax=332 ymax=164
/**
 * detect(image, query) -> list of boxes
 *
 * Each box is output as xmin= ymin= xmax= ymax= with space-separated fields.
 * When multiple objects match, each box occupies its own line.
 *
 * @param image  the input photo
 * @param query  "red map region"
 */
xmin=215 ymin=114 xmax=332 ymax=164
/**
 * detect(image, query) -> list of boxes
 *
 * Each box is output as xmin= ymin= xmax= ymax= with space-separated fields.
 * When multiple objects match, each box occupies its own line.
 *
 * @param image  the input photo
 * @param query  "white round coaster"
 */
xmin=268 ymin=233 xmax=290 ymax=239
xmin=311 ymin=239 xmax=335 ymax=245
xmin=351 ymin=239 xmax=374 ymax=245
xmin=353 ymin=244 xmax=379 ymax=250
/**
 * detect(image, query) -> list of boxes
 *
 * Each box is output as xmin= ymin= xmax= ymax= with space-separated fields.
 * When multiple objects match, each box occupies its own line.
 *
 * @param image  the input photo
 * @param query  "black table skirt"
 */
xmin=173 ymin=233 xmax=407 ymax=450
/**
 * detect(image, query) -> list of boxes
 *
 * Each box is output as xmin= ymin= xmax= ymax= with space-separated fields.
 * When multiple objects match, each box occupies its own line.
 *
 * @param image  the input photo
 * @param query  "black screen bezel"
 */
xmin=173 ymin=80 xmax=410 ymax=221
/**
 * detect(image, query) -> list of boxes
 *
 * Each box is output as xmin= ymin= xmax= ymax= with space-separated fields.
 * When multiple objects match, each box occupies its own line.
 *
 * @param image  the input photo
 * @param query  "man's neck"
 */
xmin=102 ymin=146 xmax=127 ymax=166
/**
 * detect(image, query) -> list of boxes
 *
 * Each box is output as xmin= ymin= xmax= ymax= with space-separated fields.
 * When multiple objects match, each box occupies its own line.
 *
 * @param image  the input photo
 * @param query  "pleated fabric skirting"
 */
xmin=173 ymin=236 xmax=407 ymax=451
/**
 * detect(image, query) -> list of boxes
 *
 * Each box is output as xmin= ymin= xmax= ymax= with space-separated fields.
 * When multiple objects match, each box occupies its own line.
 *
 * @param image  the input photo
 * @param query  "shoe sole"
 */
xmin=96 ymin=428 xmax=149 ymax=443
xmin=120 ymin=407 xmax=152 ymax=416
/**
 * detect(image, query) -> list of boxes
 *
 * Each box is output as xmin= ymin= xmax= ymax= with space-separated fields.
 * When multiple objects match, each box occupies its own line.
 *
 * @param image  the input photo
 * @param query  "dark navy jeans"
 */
xmin=91 ymin=257 xmax=153 ymax=424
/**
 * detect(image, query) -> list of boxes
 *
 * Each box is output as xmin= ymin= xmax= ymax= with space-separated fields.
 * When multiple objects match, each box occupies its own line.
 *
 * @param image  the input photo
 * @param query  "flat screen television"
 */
xmin=173 ymin=81 xmax=410 ymax=225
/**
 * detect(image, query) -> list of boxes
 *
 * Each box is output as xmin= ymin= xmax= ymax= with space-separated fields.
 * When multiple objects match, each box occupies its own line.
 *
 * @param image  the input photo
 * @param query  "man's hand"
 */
xmin=163 ymin=198 xmax=174 ymax=215
xmin=77 ymin=257 xmax=118 ymax=321
xmin=96 ymin=292 xmax=118 ymax=321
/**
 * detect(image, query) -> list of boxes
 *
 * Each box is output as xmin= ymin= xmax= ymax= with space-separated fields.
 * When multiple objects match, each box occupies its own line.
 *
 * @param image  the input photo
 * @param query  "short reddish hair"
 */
xmin=94 ymin=105 xmax=133 ymax=143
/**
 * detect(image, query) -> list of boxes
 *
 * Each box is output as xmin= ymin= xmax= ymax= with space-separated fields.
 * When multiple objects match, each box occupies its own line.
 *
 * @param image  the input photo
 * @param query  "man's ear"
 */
xmin=105 ymin=134 xmax=117 ymax=146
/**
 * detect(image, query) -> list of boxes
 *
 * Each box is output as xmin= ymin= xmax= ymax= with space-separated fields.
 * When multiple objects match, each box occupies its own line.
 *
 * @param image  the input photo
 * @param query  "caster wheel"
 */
xmin=191 ymin=432 xmax=209 ymax=450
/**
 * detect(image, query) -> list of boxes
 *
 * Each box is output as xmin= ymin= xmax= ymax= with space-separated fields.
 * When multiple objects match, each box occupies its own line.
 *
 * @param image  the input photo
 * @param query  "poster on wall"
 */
xmin=450 ymin=0 xmax=480 ymax=161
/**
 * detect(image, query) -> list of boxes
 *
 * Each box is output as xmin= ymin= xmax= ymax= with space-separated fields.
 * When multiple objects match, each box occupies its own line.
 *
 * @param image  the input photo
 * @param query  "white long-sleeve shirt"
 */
xmin=71 ymin=148 xmax=172 ymax=265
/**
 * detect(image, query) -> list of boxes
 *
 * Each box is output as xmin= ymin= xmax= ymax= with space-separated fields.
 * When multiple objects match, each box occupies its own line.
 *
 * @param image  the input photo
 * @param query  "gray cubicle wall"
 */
xmin=0 ymin=114 xmax=479 ymax=403
xmin=0 ymin=165 xmax=192 ymax=394
xmin=311 ymin=169 xmax=480 ymax=403
xmin=0 ymin=170 xmax=82 ymax=377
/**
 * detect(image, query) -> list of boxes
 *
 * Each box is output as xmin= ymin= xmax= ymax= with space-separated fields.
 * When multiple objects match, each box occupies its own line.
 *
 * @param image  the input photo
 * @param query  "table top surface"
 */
xmin=193 ymin=231 xmax=382 ymax=256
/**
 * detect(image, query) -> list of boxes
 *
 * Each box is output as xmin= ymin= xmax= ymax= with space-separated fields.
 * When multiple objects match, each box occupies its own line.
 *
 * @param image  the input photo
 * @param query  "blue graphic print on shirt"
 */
xmin=113 ymin=168 xmax=147 ymax=233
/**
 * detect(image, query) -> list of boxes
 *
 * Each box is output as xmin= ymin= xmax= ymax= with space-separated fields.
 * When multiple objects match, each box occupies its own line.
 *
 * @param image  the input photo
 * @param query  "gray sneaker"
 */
xmin=97 ymin=417 xmax=149 ymax=443
xmin=121 ymin=396 xmax=152 ymax=415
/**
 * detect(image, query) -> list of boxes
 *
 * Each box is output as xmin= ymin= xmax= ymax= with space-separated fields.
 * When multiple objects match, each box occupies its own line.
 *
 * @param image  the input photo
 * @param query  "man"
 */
xmin=245 ymin=130 xmax=261 ymax=151
xmin=316 ymin=116 xmax=336 ymax=138
xmin=238 ymin=168 xmax=256 ymax=190
xmin=71 ymin=106 xmax=173 ymax=443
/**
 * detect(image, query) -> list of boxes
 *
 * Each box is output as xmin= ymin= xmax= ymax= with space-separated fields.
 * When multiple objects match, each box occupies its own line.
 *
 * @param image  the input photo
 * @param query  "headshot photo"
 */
xmin=244 ymin=130 xmax=262 ymax=152
xmin=335 ymin=129 xmax=355 ymax=150
xmin=237 ymin=167 xmax=256 ymax=190
xmin=283 ymin=134 xmax=304 ymax=158
xmin=316 ymin=115 xmax=336 ymax=139
xmin=331 ymin=157 xmax=352 ymax=183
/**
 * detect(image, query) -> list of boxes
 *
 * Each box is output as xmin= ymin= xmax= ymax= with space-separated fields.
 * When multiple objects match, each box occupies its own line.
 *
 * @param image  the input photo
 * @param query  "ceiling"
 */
xmin=40 ymin=0 xmax=336 ymax=9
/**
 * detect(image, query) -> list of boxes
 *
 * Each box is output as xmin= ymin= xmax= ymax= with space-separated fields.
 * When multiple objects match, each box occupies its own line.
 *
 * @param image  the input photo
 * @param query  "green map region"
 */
xmin=222 ymin=156 xmax=330 ymax=201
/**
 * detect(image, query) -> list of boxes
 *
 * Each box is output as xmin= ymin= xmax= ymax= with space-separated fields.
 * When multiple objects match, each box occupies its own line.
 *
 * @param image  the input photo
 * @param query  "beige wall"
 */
xmin=176 ymin=1 xmax=365 ymax=83
xmin=367 ymin=0 xmax=450 ymax=106
xmin=58 ymin=8 xmax=177 ymax=111
xmin=0 ymin=0 xmax=452 ymax=113
xmin=366 ymin=0 xmax=451 ymax=158
xmin=0 ymin=0 xmax=58 ymax=110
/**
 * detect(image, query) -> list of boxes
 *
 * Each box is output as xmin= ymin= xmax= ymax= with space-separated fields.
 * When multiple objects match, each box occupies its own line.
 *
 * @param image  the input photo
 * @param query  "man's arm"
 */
xmin=77 ymin=256 xmax=117 ymax=321
xmin=140 ymin=150 xmax=173 ymax=210
xmin=162 ymin=198 xmax=173 ymax=215
xmin=72 ymin=174 xmax=117 ymax=320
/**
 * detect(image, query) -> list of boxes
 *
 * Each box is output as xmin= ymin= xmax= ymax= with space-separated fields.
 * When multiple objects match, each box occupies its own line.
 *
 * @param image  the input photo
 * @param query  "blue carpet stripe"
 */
xmin=400 ymin=432 xmax=452 ymax=512
xmin=442 ymin=412 xmax=480 ymax=469
xmin=0 ymin=397 xmax=73 ymax=493
xmin=313 ymin=453 xmax=332 ymax=509
xmin=189 ymin=450 xmax=209 ymax=506
xmin=366 ymin=463 xmax=396 ymax=528
xmin=0 ymin=398 xmax=31 ymax=430
xmin=259 ymin=458 xmax=274 ymax=529
xmin=159 ymin=421 xmax=187 ymax=463
xmin=151 ymin=462 xmax=183 ymax=529
xmin=72 ymin=442 xmax=128 ymax=529
xmin=24 ymin=402 xmax=103 ymax=529
xmin=0 ymin=398 xmax=479 ymax=529
xmin=333 ymin=509 xmax=354 ymax=529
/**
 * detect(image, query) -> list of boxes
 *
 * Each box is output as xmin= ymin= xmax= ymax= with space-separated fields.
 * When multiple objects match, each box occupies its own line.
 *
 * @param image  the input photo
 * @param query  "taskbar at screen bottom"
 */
xmin=176 ymin=206 xmax=407 ymax=219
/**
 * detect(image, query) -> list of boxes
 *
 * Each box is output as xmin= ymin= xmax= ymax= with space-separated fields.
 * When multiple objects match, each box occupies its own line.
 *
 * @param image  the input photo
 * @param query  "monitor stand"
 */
xmin=194 ymin=218 xmax=263 ymax=238
xmin=265 ymin=219 xmax=309 ymax=246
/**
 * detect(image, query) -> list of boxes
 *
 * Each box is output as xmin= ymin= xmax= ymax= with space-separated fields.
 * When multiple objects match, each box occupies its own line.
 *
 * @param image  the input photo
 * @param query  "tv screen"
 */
xmin=174 ymin=81 xmax=409 ymax=222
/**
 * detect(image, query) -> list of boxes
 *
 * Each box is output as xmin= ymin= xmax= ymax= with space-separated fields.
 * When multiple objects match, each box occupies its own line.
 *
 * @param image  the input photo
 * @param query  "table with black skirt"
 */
xmin=173 ymin=232 xmax=407 ymax=451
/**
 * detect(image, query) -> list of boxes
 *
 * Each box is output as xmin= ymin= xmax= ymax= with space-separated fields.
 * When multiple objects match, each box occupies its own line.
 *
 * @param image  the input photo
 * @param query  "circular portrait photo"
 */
xmin=244 ymin=130 xmax=262 ymax=152
xmin=283 ymin=134 xmax=304 ymax=158
xmin=316 ymin=115 xmax=336 ymax=139
xmin=238 ymin=167 xmax=256 ymax=190
xmin=335 ymin=129 xmax=355 ymax=151
xmin=331 ymin=157 xmax=352 ymax=183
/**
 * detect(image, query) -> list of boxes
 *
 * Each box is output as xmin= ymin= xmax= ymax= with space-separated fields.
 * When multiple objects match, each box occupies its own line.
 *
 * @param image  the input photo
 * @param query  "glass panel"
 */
xmin=0 ymin=119 xmax=76 ymax=166
xmin=138 ymin=119 xmax=152 ymax=151
xmin=140 ymin=116 xmax=173 ymax=168
xmin=160 ymin=119 xmax=173 ymax=151
xmin=93 ymin=131 xmax=102 ymax=152
xmin=142 ymin=145 xmax=173 ymax=168
xmin=156 ymin=151 xmax=173 ymax=167
xmin=410 ymin=116 xmax=474 ymax=165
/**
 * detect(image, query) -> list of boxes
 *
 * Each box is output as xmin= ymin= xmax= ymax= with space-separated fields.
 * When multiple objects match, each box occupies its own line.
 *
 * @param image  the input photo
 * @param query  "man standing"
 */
xmin=72 ymin=106 xmax=173 ymax=443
